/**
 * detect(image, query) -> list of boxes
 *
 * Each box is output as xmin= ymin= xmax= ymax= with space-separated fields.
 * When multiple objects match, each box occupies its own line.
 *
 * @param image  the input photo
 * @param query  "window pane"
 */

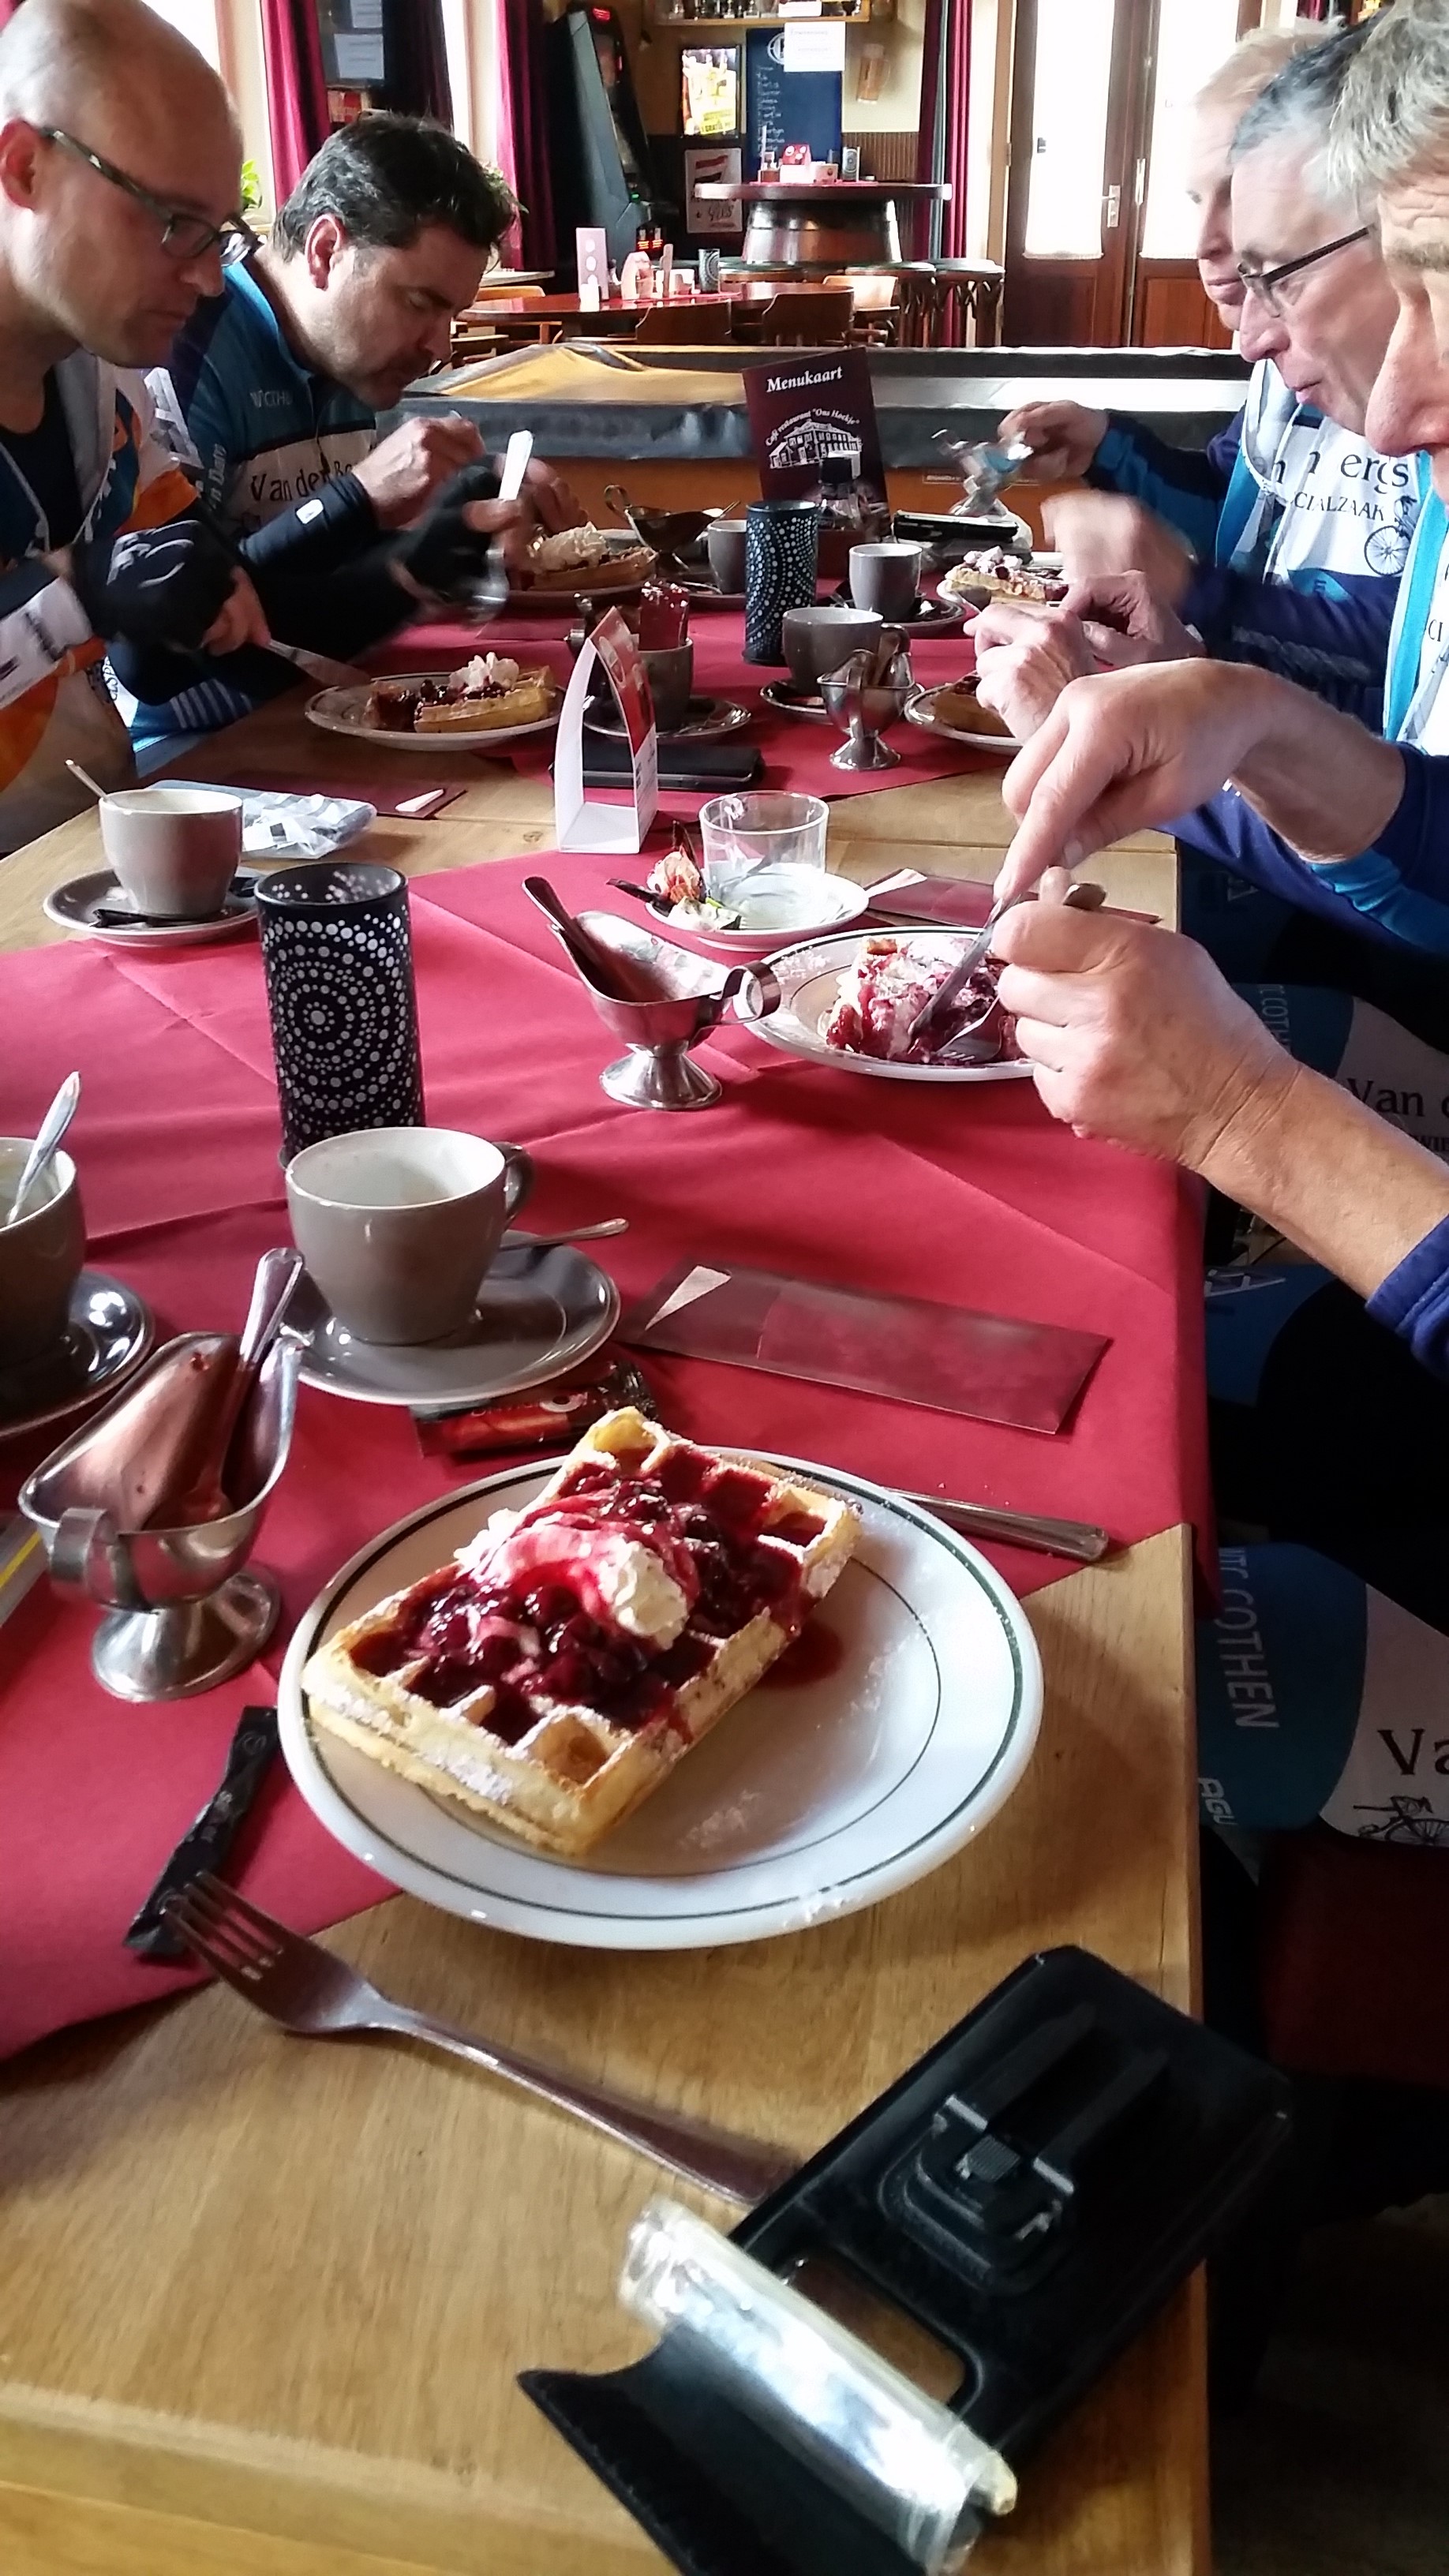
xmin=1141 ymin=0 xmax=1241 ymax=258
xmin=1024 ymin=0 xmax=1116 ymax=260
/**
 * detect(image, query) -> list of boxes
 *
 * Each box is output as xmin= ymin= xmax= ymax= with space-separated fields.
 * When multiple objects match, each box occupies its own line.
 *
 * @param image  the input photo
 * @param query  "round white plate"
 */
xmin=741 ymin=930 xmax=1034 ymax=1084
xmin=43 ymin=870 xmax=257 ymax=951
xmin=305 ymin=677 xmax=560 ymax=753
xmin=292 ymin=1240 xmax=620 ymax=1407
xmin=905 ymin=686 xmax=1021 ymax=759
xmin=278 ymin=1451 xmax=1042 ymax=1949
xmin=657 ymin=871 xmax=870 ymax=965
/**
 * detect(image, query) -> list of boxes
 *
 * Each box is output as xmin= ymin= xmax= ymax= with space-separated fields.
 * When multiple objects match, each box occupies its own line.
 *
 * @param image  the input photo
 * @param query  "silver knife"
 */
xmin=905 ymin=898 xmax=1009 ymax=1050
xmin=906 ymin=881 xmax=1106 ymax=1054
xmin=261 ymin=637 xmax=372 ymax=691
xmin=896 ymin=1488 xmax=1110 ymax=1564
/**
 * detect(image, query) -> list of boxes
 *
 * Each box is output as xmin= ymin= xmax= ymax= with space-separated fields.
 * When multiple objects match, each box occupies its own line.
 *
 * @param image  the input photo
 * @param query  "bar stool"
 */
xmin=931 ymin=261 xmax=1005 ymax=348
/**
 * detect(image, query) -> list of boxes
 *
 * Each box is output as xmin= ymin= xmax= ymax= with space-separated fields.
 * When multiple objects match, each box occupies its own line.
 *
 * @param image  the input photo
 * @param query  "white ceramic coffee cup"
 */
xmin=286 ymin=1128 xmax=533 ymax=1346
xmin=99 ymin=786 xmax=242 ymax=921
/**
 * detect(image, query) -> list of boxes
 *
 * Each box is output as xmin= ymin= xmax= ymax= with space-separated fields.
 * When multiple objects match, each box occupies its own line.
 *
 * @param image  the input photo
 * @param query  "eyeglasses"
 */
xmin=37 ymin=128 xmax=257 ymax=263
xmin=1236 ymin=224 xmax=1372 ymax=320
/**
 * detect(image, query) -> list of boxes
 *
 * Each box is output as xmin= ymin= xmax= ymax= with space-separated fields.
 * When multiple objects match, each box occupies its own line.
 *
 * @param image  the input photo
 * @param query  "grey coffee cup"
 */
xmin=99 ymin=785 xmax=242 ymax=920
xmin=286 ymin=1128 xmax=533 ymax=1346
xmin=781 ymin=605 xmax=882 ymax=689
xmin=706 ymin=519 xmax=748 ymax=592
xmin=849 ymin=541 xmax=923 ymax=620
xmin=0 ymin=1140 xmax=85 ymax=1366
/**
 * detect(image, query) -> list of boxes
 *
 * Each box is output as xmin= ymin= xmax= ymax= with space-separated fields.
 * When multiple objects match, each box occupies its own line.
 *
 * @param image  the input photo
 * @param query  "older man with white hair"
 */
xmin=975 ymin=0 xmax=1449 ymax=2229
xmin=978 ymin=24 xmax=1449 ymax=1027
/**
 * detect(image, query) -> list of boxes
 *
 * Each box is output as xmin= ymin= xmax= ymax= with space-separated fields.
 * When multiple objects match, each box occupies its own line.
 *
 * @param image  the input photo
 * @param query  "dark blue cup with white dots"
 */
xmin=743 ymin=500 xmax=821 ymax=665
xmin=255 ymin=861 xmax=424 ymax=1161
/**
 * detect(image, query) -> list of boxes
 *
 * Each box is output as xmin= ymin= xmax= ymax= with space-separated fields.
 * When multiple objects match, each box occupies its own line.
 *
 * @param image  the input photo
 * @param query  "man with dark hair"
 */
xmin=133 ymin=114 xmax=578 ymax=751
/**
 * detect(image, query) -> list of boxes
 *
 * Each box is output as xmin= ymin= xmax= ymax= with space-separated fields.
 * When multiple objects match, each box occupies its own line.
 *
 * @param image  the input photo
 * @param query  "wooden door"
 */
xmin=1129 ymin=0 xmax=1261 ymax=347
xmin=1003 ymin=0 xmax=1152 ymax=347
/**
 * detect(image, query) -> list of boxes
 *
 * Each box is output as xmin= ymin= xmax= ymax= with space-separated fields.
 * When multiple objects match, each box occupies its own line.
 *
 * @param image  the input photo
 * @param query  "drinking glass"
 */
xmin=698 ymin=792 xmax=829 ymax=907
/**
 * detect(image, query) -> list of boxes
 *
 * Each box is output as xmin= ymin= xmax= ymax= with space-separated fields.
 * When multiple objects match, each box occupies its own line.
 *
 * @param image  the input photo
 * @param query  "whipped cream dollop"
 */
xmin=459 ymin=652 xmax=519 ymax=690
xmin=457 ymin=1514 xmax=696 ymax=1648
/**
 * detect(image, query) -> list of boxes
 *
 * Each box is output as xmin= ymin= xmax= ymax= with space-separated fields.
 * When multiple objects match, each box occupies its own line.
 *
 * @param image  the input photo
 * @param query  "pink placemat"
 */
xmin=0 ymin=853 xmax=1208 ymax=2059
xmin=377 ymin=610 xmax=983 ymax=812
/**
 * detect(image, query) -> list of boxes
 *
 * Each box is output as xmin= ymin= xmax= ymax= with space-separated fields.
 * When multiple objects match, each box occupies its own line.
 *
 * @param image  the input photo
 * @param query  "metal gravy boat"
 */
xmin=20 ymin=1329 xmax=301 ymax=1702
xmin=570 ymin=910 xmax=781 ymax=1110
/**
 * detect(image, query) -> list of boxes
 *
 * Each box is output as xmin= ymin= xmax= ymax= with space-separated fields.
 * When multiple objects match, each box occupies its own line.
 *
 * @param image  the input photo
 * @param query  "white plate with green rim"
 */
xmin=278 ymin=1450 xmax=1042 ymax=1949
xmin=739 ymin=930 xmax=1035 ymax=1084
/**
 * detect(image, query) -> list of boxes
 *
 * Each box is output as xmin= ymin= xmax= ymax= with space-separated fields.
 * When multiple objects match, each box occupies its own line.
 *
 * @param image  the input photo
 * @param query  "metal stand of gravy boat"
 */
xmin=819 ymin=645 xmax=915 ymax=772
xmin=570 ymin=909 xmax=781 ymax=1110
xmin=19 ymin=1327 xmax=302 ymax=1702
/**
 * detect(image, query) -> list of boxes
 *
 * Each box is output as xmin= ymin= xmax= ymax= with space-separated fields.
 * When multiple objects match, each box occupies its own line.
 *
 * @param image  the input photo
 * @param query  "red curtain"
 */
xmin=384 ymin=0 xmax=452 ymax=124
xmin=260 ymin=0 xmax=330 ymax=204
xmin=916 ymin=0 xmax=972 ymax=335
xmin=496 ymin=0 xmax=556 ymax=273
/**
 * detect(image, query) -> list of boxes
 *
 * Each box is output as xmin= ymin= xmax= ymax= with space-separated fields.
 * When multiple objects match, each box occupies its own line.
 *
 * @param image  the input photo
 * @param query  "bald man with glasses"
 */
xmin=0 ymin=0 xmax=275 ymax=848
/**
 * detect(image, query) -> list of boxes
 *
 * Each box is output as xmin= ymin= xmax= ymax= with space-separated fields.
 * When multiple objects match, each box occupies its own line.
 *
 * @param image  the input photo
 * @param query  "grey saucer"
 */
xmin=0 ymin=1270 xmax=155 ymax=1440
xmin=758 ymin=680 xmax=835 ymax=727
xmin=829 ymin=584 xmax=965 ymax=634
xmin=292 ymin=1239 xmax=621 ymax=1408
xmin=584 ymin=695 xmax=752 ymax=744
xmin=43 ymin=869 xmax=257 ymax=951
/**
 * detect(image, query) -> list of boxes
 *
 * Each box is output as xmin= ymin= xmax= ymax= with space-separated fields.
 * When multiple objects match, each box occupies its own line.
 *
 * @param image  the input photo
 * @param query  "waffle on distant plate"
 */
xmin=301 ymin=1406 xmax=861 ymax=1856
xmin=941 ymin=548 xmax=1069 ymax=606
xmin=365 ymin=654 xmax=555 ymax=734
xmin=522 ymin=524 xmax=656 ymax=592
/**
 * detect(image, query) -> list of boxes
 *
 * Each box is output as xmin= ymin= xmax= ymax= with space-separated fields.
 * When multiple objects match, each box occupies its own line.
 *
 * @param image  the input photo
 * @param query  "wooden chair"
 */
xmin=748 ymin=290 xmax=855 ymax=346
xmin=632 ymin=299 xmax=732 ymax=345
xmin=823 ymin=272 xmax=900 ymax=348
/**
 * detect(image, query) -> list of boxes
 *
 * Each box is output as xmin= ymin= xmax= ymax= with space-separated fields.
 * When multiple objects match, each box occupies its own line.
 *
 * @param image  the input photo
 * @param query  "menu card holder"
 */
xmin=624 ymin=1260 xmax=1108 ymax=1436
xmin=522 ymin=1948 xmax=1293 ymax=2576
xmin=556 ymin=606 xmax=659 ymax=856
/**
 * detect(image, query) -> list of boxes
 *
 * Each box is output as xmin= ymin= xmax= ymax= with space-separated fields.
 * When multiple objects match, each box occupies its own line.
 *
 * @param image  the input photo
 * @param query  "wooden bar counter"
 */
xmin=0 ymin=702 xmax=1204 ymax=2576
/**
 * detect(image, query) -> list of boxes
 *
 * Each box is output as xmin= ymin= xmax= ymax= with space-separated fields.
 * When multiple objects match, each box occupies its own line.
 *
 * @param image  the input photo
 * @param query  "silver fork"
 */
xmin=165 ymin=1874 xmax=793 ymax=2206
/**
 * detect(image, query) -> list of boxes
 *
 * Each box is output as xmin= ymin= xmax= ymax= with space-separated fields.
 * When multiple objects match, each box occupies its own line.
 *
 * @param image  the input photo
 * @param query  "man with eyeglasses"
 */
xmin=129 ymin=114 xmax=584 ymax=755
xmin=0 ymin=0 xmax=280 ymax=848
xmin=975 ymin=28 xmax=1449 ymax=1024
xmin=987 ymin=33 xmax=1411 ymax=737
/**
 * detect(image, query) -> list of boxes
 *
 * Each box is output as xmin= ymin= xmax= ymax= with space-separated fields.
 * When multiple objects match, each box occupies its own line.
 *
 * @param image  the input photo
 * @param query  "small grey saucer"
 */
xmin=0 ymin=1271 xmax=154 ymax=1440
xmin=584 ymin=695 xmax=752 ymax=744
xmin=291 ymin=1240 xmax=621 ymax=1409
xmin=43 ymin=870 xmax=257 ymax=951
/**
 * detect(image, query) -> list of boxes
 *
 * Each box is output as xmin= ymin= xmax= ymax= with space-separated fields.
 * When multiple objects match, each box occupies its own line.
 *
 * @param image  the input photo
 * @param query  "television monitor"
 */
xmin=681 ymin=46 xmax=741 ymax=140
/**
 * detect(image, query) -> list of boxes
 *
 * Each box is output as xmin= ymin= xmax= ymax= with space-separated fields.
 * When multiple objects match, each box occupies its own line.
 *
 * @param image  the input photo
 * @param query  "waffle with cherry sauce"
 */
xmin=301 ymin=1408 xmax=860 ymax=1856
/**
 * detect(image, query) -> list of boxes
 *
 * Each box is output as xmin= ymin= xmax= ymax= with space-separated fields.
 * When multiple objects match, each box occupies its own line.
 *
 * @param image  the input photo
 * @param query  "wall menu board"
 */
xmin=743 ymin=28 xmax=842 ymax=178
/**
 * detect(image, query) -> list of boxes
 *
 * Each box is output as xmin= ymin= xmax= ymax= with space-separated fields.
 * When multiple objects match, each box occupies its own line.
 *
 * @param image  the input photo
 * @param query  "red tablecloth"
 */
xmin=0 ymin=853 xmax=1209 ymax=2058
xmin=384 ymin=607 xmax=983 ymax=814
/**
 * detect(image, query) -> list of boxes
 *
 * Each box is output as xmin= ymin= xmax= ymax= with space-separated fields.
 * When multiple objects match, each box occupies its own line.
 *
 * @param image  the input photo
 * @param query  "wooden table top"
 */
xmin=0 ymin=697 xmax=1204 ymax=2576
